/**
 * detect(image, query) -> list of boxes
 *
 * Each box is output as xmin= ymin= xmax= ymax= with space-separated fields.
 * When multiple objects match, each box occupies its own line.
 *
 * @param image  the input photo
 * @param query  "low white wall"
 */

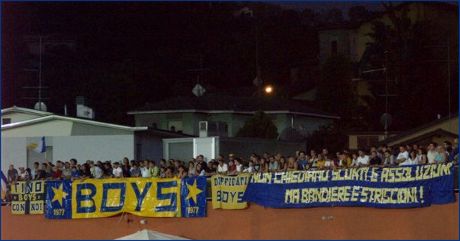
xmin=1 ymin=137 xmax=28 ymax=174
xmin=1 ymin=135 xmax=135 ymax=174
xmin=53 ymin=135 xmax=135 ymax=162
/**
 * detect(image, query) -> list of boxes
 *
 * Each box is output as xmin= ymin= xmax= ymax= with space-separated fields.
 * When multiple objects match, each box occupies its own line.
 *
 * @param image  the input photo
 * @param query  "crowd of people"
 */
xmin=6 ymin=140 xmax=458 ymax=183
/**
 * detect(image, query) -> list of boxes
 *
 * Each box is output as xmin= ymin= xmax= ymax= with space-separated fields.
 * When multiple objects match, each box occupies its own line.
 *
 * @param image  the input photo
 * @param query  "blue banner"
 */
xmin=243 ymin=163 xmax=455 ymax=208
xmin=45 ymin=180 xmax=72 ymax=219
xmin=180 ymin=176 xmax=207 ymax=217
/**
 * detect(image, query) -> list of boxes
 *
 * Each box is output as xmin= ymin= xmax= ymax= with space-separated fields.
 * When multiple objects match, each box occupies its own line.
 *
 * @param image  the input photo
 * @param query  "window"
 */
xmin=207 ymin=121 xmax=229 ymax=137
xmin=2 ymin=118 xmax=11 ymax=125
xmin=331 ymin=40 xmax=338 ymax=56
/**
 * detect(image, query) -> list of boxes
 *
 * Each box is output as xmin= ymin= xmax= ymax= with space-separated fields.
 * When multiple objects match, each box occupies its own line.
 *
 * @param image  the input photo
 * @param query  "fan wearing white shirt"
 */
xmin=112 ymin=162 xmax=123 ymax=178
xmin=217 ymin=159 xmax=228 ymax=174
xmin=396 ymin=146 xmax=410 ymax=166
xmin=355 ymin=150 xmax=370 ymax=167
xmin=400 ymin=150 xmax=417 ymax=166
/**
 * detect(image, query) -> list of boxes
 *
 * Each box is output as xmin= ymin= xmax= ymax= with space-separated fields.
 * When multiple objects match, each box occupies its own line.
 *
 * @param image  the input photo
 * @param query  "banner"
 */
xmin=45 ymin=180 xmax=72 ymax=219
xmin=180 ymin=176 xmax=207 ymax=217
xmin=243 ymin=163 xmax=455 ymax=208
xmin=46 ymin=178 xmax=185 ymax=219
xmin=211 ymin=174 xmax=250 ymax=209
xmin=10 ymin=180 xmax=45 ymax=214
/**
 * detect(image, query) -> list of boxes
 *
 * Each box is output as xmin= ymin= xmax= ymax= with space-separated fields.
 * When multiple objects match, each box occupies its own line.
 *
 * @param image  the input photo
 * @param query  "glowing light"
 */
xmin=264 ymin=85 xmax=273 ymax=94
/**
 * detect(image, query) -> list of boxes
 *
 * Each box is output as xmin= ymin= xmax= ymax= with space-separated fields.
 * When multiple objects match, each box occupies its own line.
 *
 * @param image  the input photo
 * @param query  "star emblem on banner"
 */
xmin=186 ymin=179 xmax=203 ymax=204
xmin=52 ymin=183 xmax=68 ymax=207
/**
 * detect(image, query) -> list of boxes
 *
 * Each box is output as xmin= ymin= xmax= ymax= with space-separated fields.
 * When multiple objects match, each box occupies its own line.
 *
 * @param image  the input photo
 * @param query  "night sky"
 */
xmin=1 ymin=1 xmax=458 ymax=128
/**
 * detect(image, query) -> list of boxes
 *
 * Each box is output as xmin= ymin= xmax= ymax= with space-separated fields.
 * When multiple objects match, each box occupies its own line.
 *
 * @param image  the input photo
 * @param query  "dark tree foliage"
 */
xmin=305 ymin=124 xmax=348 ymax=152
xmin=237 ymin=110 xmax=278 ymax=139
xmin=348 ymin=6 xmax=370 ymax=23
xmin=362 ymin=2 xmax=458 ymax=129
xmin=2 ymin=3 xmax=324 ymax=124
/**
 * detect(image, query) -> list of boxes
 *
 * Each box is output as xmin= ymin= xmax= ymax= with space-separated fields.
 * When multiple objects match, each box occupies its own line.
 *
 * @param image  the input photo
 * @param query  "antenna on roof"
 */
xmin=192 ymin=84 xmax=206 ymax=97
xmin=34 ymin=102 xmax=47 ymax=112
xmin=187 ymin=54 xmax=209 ymax=97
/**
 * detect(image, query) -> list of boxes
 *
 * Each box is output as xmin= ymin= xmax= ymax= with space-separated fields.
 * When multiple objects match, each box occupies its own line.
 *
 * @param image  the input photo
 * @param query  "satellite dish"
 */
xmin=34 ymin=102 xmax=47 ymax=112
xmin=192 ymin=84 xmax=206 ymax=97
xmin=380 ymin=113 xmax=392 ymax=129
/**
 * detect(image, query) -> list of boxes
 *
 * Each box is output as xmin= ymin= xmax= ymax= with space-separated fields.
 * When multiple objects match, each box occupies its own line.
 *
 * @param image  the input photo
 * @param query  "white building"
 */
xmin=1 ymin=106 xmax=190 ymax=173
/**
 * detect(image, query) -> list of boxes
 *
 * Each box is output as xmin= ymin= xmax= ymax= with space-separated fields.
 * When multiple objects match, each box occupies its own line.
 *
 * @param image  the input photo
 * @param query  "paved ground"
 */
xmin=1 ymin=199 xmax=458 ymax=240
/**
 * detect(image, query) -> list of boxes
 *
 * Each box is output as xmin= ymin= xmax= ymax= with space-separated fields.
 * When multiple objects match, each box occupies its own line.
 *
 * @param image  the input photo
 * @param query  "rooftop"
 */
xmin=128 ymin=94 xmax=339 ymax=119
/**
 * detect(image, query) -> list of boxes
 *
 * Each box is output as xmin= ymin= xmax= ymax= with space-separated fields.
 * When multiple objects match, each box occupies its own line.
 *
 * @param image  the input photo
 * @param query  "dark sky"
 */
xmin=1 ymin=1 xmax=457 ymax=127
xmin=276 ymin=1 xmax=384 ymax=13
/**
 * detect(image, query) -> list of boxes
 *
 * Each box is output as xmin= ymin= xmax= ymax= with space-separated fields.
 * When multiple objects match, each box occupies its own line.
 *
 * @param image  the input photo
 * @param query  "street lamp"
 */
xmin=264 ymin=85 xmax=273 ymax=95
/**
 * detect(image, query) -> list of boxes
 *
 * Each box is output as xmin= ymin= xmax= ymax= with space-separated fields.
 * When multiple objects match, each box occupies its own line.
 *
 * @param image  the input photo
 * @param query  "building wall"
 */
xmin=71 ymin=123 xmax=132 ymax=136
xmin=1 ymin=112 xmax=46 ymax=124
xmin=1 ymin=137 xmax=27 ymax=174
xmin=291 ymin=115 xmax=335 ymax=135
xmin=1 ymin=134 xmax=135 ymax=173
xmin=133 ymin=113 xmax=168 ymax=129
xmin=2 ymin=120 xmax=72 ymax=137
xmin=386 ymin=117 xmax=459 ymax=146
xmin=133 ymin=112 xmax=335 ymax=138
xmin=134 ymin=134 xmax=163 ymax=162
xmin=348 ymin=134 xmax=390 ymax=150
xmin=2 ymin=200 xmax=459 ymax=240
xmin=52 ymin=135 xmax=135 ymax=162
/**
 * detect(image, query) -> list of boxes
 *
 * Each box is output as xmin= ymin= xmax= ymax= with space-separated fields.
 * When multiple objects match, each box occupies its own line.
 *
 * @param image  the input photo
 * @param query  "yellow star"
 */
xmin=186 ymin=179 xmax=203 ymax=204
xmin=52 ymin=183 xmax=68 ymax=207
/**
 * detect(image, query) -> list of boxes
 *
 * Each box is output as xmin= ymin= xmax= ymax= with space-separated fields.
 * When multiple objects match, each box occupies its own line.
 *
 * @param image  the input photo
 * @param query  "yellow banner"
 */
xmin=71 ymin=178 xmax=181 ymax=218
xmin=211 ymin=174 xmax=250 ymax=209
xmin=10 ymin=180 xmax=45 ymax=215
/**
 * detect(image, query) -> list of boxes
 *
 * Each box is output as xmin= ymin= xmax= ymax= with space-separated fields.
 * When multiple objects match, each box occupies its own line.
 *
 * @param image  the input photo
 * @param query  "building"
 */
xmin=1 ymin=106 xmax=190 ymax=173
xmin=128 ymin=94 xmax=339 ymax=138
xmin=347 ymin=131 xmax=400 ymax=150
xmin=378 ymin=115 xmax=458 ymax=147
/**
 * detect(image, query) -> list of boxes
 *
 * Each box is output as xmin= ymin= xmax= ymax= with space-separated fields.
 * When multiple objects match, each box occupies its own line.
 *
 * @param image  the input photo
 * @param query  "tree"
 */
xmin=237 ymin=110 xmax=278 ymax=139
xmin=325 ymin=8 xmax=344 ymax=24
xmin=348 ymin=6 xmax=369 ymax=23
xmin=317 ymin=55 xmax=355 ymax=117
xmin=305 ymin=124 xmax=347 ymax=152
xmin=362 ymin=2 xmax=458 ymax=129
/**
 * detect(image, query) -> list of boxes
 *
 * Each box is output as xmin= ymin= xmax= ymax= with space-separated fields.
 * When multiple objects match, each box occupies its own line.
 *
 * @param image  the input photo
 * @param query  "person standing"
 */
xmin=122 ymin=157 xmax=131 ymax=178
xmin=427 ymin=143 xmax=438 ymax=164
